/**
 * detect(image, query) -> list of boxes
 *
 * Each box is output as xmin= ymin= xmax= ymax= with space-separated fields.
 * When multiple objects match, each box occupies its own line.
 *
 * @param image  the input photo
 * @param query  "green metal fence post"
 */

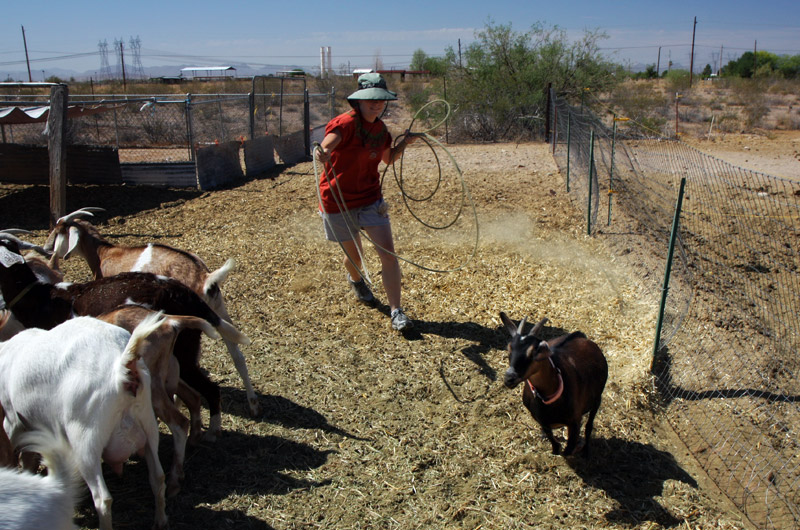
xmin=566 ymin=112 xmax=571 ymax=192
xmin=587 ymin=130 xmax=594 ymax=236
xmin=651 ymin=177 xmax=687 ymax=369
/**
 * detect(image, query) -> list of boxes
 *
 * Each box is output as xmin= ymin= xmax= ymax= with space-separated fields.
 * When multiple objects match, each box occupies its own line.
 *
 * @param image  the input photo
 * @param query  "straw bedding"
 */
xmin=0 ymin=142 xmax=748 ymax=529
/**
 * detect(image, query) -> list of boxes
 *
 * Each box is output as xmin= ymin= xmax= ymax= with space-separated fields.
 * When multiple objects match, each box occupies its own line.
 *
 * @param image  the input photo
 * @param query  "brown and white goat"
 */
xmin=44 ymin=208 xmax=261 ymax=417
xmin=97 ymin=304 xmax=216 ymax=497
xmin=0 ymin=238 xmax=250 ymax=441
xmin=500 ymin=312 xmax=608 ymax=456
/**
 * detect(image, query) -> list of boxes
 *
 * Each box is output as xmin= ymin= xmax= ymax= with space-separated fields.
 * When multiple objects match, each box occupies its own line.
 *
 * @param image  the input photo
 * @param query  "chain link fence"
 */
xmin=1 ymin=80 xmax=335 ymax=165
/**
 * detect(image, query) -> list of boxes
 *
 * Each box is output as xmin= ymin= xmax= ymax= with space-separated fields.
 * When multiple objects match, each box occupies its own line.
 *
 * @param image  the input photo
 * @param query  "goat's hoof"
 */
xmin=201 ymin=430 xmax=219 ymax=443
xmin=167 ymin=483 xmax=181 ymax=498
xmin=249 ymin=400 xmax=262 ymax=417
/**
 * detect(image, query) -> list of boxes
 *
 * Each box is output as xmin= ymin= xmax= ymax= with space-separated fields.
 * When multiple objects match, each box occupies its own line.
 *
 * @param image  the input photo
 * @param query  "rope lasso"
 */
xmin=312 ymin=99 xmax=479 ymax=284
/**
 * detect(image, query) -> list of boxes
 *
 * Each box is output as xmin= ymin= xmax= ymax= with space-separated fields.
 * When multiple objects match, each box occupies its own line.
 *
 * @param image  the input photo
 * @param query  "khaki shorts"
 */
xmin=320 ymin=199 xmax=389 ymax=242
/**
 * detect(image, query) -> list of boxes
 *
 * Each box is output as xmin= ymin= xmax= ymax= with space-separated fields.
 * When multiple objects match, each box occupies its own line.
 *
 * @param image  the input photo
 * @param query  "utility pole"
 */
xmin=753 ymin=40 xmax=758 ymax=76
xmin=656 ymin=47 xmax=661 ymax=77
xmin=689 ymin=16 xmax=697 ymax=87
xmin=21 ymin=25 xmax=32 ymax=82
xmin=719 ymin=45 xmax=723 ymax=75
xmin=458 ymin=39 xmax=462 ymax=68
xmin=119 ymin=40 xmax=127 ymax=90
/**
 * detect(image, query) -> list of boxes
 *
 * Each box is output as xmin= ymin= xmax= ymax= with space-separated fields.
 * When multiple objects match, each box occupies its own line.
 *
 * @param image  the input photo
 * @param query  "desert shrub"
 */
xmin=664 ymin=69 xmax=691 ymax=92
xmin=774 ymin=111 xmax=800 ymax=130
xmin=716 ymin=113 xmax=743 ymax=133
xmin=607 ymin=80 xmax=670 ymax=134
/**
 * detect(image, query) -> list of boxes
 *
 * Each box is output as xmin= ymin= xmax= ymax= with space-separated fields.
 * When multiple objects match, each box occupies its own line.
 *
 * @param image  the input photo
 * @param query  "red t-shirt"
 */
xmin=318 ymin=110 xmax=392 ymax=213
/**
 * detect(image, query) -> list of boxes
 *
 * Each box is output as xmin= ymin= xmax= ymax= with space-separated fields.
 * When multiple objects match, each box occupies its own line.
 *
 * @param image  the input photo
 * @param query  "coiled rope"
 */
xmin=312 ymin=100 xmax=479 ymax=284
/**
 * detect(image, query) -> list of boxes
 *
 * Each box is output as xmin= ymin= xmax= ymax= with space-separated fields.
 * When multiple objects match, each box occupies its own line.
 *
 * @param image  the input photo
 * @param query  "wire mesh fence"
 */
xmin=551 ymin=90 xmax=800 ymax=530
xmin=1 ymin=81 xmax=335 ymax=164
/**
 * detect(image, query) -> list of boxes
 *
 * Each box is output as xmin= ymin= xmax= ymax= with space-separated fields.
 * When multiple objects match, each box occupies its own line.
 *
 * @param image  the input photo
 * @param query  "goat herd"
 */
xmin=0 ymin=208 xmax=608 ymax=529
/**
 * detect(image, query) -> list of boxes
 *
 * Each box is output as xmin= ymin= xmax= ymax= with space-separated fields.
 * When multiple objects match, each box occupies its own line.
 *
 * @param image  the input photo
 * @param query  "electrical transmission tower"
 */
xmin=98 ymin=39 xmax=112 ymax=80
xmin=129 ymin=36 xmax=146 ymax=79
xmin=113 ymin=38 xmax=124 ymax=79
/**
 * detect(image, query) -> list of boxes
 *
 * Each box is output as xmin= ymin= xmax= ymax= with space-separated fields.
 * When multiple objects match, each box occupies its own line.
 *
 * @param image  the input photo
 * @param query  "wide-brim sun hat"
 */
xmin=347 ymin=73 xmax=397 ymax=101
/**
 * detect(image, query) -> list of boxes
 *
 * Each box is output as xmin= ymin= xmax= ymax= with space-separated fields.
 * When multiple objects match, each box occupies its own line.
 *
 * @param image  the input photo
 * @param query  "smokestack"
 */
xmin=327 ymin=47 xmax=332 ymax=76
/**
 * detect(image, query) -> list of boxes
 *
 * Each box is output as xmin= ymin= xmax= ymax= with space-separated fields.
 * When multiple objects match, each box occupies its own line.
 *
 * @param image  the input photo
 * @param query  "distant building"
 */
xmin=180 ymin=66 xmax=236 ymax=80
xmin=352 ymin=68 xmax=375 ymax=78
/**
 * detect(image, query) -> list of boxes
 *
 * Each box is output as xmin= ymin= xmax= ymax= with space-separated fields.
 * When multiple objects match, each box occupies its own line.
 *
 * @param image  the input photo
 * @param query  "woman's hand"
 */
xmin=316 ymin=145 xmax=331 ymax=164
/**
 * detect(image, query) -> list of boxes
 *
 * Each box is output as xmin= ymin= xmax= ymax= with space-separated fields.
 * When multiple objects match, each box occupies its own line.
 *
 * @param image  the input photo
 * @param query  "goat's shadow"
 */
xmin=568 ymin=437 xmax=698 ymax=527
xmin=371 ymin=307 xmax=573 ymax=403
xmin=74 ymin=428 xmax=331 ymax=529
xmin=222 ymin=388 xmax=368 ymax=441
xmin=653 ymin=345 xmax=800 ymax=406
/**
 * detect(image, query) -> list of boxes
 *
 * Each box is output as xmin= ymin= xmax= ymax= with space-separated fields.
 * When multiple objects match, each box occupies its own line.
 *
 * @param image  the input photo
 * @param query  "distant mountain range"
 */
xmin=2 ymin=60 xmax=694 ymax=83
xmin=1 ymin=62 xmax=307 ymax=82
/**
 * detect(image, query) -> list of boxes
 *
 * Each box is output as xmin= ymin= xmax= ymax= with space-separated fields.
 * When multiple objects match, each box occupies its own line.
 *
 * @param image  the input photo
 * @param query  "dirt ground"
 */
xmin=4 ymin=135 xmax=793 ymax=529
xmin=682 ymin=129 xmax=800 ymax=180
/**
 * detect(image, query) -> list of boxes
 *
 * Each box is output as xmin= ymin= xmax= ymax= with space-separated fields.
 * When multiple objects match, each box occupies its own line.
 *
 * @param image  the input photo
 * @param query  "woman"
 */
xmin=315 ymin=73 xmax=416 ymax=331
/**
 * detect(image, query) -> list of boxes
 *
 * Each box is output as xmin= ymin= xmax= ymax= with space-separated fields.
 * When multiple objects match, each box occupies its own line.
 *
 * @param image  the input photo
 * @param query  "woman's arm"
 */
xmin=316 ymin=130 xmax=342 ymax=164
xmin=382 ymin=133 xmax=417 ymax=165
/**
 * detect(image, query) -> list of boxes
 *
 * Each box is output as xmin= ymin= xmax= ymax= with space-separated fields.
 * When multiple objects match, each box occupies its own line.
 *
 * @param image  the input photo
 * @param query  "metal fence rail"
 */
xmin=1 ymin=82 xmax=334 ymax=164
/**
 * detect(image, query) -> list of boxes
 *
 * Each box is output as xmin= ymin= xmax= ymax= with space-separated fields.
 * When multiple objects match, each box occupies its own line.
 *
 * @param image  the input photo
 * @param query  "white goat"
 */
xmin=0 ymin=426 xmax=81 ymax=530
xmin=44 ymin=208 xmax=261 ymax=417
xmin=0 ymin=314 xmax=169 ymax=530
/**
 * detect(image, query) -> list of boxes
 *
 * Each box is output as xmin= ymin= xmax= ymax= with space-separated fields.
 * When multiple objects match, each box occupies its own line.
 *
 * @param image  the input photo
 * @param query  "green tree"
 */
xmin=438 ymin=20 xmax=621 ymax=141
xmin=702 ymin=64 xmax=713 ymax=78
xmin=410 ymin=49 xmax=428 ymax=71
xmin=776 ymin=54 xmax=800 ymax=78
xmin=723 ymin=51 xmax=779 ymax=78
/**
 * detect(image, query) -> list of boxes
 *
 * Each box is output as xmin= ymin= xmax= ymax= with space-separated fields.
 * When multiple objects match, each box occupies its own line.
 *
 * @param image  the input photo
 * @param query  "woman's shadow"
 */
xmin=568 ymin=437 xmax=698 ymax=527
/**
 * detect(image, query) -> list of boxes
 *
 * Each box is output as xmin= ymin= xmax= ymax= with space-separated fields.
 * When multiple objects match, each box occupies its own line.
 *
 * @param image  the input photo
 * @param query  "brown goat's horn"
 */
xmin=528 ymin=317 xmax=549 ymax=338
xmin=517 ymin=317 xmax=527 ymax=335
xmin=56 ymin=207 xmax=106 ymax=224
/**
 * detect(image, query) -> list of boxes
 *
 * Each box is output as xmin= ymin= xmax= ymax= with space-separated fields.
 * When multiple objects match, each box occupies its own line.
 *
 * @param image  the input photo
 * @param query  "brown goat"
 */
xmin=97 ymin=304 xmax=213 ymax=497
xmin=500 ymin=312 xmax=608 ymax=456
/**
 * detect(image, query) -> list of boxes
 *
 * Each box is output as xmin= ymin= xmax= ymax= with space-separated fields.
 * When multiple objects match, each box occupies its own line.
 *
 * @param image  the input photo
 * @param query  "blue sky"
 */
xmin=2 ymin=0 xmax=799 ymax=78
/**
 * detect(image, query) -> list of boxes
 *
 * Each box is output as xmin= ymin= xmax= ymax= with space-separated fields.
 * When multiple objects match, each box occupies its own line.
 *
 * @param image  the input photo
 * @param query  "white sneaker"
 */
xmin=391 ymin=308 xmax=413 ymax=330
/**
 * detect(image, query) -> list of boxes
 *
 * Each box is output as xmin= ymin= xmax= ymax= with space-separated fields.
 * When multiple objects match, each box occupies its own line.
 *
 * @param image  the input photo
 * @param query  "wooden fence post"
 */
xmin=48 ymin=83 xmax=68 ymax=228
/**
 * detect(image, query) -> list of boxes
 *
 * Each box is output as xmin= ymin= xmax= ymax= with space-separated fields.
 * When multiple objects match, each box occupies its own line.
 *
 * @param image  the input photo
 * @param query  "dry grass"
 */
xmin=0 ymin=142 xmax=749 ymax=530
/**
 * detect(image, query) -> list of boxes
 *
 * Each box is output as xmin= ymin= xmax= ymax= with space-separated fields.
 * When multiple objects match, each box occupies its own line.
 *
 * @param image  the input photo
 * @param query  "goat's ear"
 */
xmin=0 ymin=244 xmax=25 ymax=268
xmin=53 ymin=232 xmax=69 ymax=259
xmin=64 ymin=226 xmax=81 ymax=259
xmin=532 ymin=341 xmax=553 ymax=361
xmin=499 ymin=312 xmax=518 ymax=336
